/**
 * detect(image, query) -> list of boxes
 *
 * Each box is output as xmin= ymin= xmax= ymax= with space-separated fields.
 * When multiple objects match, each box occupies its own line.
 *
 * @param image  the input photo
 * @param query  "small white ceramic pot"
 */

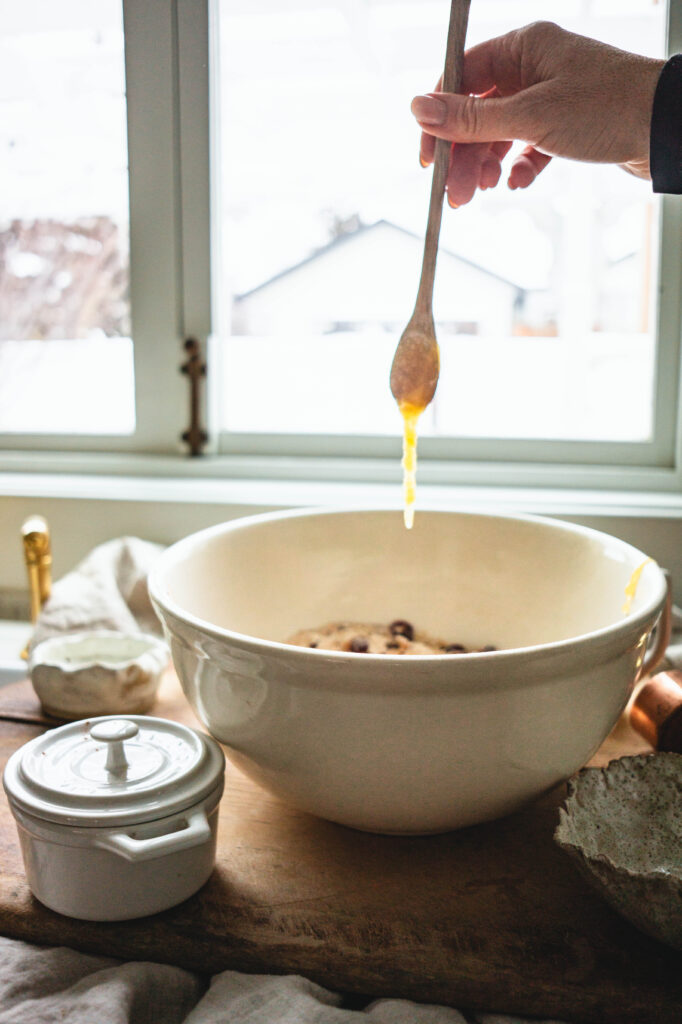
xmin=29 ymin=630 xmax=170 ymax=720
xmin=3 ymin=715 xmax=225 ymax=921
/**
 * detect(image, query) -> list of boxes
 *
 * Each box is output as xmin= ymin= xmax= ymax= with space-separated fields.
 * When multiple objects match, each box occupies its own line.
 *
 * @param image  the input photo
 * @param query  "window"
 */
xmin=2 ymin=0 xmax=682 ymax=493
xmin=1 ymin=0 xmax=187 ymax=454
xmin=215 ymin=0 xmax=674 ymax=467
xmin=0 ymin=0 xmax=133 ymax=435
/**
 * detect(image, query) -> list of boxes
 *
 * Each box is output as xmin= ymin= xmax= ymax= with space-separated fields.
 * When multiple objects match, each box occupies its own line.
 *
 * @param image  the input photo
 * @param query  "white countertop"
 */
xmin=0 ymin=621 xmax=32 ymax=685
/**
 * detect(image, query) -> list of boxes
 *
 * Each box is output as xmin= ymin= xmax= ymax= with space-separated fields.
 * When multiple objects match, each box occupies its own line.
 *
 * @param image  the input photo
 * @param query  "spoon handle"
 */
xmin=415 ymin=0 xmax=471 ymax=315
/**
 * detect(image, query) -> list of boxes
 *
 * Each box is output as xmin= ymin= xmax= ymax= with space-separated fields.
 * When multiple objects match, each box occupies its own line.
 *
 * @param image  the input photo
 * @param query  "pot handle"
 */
xmin=94 ymin=808 xmax=211 ymax=863
xmin=637 ymin=570 xmax=673 ymax=682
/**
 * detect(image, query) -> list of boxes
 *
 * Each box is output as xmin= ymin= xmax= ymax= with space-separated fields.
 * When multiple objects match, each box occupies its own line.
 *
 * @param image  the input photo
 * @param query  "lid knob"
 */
xmin=90 ymin=719 xmax=139 ymax=775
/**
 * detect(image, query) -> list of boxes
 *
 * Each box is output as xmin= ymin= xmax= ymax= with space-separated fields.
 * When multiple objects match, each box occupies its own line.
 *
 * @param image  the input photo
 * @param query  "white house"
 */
xmin=232 ymin=219 xmax=525 ymax=339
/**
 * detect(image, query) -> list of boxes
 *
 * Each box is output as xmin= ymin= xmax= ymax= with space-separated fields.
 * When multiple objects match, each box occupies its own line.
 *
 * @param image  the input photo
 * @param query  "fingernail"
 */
xmin=447 ymin=196 xmax=459 ymax=209
xmin=419 ymin=155 xmax=429 ymax=168
xmin=411 ymin=95 xmax=446 ymax=126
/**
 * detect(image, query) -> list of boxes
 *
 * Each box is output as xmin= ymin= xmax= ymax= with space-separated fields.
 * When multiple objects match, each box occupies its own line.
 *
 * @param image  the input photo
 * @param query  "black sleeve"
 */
xmin=651 ymin=54 xmax=682 ymax=194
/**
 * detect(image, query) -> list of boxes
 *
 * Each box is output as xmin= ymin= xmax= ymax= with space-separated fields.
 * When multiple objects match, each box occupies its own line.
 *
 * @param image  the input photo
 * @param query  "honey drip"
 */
xmin=622 ymin=558 xmax=655 ymax=615
xmin=400 ymin=401 xmax=423 ymax=530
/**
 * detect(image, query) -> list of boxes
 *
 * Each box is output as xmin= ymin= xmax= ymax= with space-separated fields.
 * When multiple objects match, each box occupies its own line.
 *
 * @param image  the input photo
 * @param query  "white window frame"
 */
xmin=209 ymin=0 xmax=682 ymax=493
xmin=0 ymin=0 xmax=680 ymax=477
xmin=3 ymin=0 xmax=682 ymax=597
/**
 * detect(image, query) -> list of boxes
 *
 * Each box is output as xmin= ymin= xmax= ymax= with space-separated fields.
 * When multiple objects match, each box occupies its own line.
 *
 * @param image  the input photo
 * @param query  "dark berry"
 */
xmin=349 ymin=636 xmax=370 ymax=653
xmin=389 ymin=619 xmax=414 ymax=641
xmin=444 ymin=643 xmax=466 ymax=653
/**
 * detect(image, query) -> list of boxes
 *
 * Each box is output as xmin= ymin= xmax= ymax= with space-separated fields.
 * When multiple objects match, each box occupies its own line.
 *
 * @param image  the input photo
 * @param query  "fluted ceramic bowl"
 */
xmin=148 ymin=508 xmax=669 ymax=834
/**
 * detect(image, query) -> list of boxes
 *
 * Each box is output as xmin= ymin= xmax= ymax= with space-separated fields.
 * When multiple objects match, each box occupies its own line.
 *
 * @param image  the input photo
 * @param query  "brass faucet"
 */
xmin=21 ymin=515 xmax=52 ymax=658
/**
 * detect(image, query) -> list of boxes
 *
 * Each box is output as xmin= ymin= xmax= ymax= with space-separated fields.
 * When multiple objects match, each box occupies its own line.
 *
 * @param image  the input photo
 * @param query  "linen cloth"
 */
xmin=12 ymin=537 xmax=677 ymax=1023
xmin=28 ymin=536 xmax=164 ymax=654
xmin=0 ymin=936 xmax=566 ymax=1024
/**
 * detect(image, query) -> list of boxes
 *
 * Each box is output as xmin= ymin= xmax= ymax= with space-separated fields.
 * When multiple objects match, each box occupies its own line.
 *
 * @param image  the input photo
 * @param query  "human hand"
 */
xmin=412 ymin=21 xmax=664 ymax=207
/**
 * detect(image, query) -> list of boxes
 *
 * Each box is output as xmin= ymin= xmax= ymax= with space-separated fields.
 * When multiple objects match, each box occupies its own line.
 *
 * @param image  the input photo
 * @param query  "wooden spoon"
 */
xmin=390 ymin=0 xmax=472 ymax=411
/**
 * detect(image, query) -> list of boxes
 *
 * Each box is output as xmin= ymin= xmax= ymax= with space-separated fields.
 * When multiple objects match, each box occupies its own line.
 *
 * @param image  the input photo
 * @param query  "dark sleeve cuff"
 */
xmin=651 ymin=54 xmax=682 ymax=194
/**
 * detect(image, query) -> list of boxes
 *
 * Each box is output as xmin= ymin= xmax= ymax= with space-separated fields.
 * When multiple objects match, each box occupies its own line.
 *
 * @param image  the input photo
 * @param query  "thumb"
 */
xmin=411 ymin=91 xmax=530 ymax=145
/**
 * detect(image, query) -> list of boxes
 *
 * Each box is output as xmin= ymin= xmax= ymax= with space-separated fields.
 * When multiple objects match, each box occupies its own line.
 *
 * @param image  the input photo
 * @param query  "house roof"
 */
xmin=234 ymin=219 xmax=525 ymax=301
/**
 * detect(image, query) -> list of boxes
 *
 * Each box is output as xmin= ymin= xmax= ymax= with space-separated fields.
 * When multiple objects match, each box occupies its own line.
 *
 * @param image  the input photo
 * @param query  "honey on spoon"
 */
xmin=390 ymin=0 xmax=471 ymax=529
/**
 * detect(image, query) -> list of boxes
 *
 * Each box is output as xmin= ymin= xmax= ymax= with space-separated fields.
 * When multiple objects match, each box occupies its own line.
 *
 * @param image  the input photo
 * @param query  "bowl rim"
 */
xmin=148 ymin=506 xmax=668 ymax=670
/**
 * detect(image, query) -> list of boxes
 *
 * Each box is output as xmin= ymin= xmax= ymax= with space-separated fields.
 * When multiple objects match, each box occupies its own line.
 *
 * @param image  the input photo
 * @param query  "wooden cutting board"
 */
xmin=0 ymin=673 xmax=680 ymax=1024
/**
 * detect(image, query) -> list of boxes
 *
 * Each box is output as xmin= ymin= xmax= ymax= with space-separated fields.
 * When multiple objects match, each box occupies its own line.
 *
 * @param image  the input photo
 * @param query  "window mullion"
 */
xmin=174 ymin=0 xmax=217 ymax=452
xmin=124 ymin=0 xmax=187 ymax=452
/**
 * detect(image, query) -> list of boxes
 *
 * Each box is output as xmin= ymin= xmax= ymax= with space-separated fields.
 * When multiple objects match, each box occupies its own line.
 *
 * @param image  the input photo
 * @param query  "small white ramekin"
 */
xmin=29 ymin=630 xmax=169 ymax=720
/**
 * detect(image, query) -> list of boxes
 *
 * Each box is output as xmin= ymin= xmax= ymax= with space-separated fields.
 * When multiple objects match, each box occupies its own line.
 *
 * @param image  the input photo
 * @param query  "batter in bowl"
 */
xmin=288 ymin=618 xmax=496 ymax=655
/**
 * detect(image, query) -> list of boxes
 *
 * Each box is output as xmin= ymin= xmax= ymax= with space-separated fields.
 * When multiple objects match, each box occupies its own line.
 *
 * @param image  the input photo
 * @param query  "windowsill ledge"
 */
xmin=4 ymin=464 xmax=682 ymax=520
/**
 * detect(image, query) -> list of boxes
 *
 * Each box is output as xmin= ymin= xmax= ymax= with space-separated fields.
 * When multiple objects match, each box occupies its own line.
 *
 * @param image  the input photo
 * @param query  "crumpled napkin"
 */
xmin=0 ymin=937 xmax=566 ymax=1024
xmin=28 ymin=536 xmax=165 ymax=654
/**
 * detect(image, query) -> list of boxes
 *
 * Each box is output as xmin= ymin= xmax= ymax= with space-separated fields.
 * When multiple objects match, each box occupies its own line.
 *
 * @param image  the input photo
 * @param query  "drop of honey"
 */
xmin=399 ymin=401 xmax=423 ymax=530
xmin=622 ymin=558 xmax=655 ymax=615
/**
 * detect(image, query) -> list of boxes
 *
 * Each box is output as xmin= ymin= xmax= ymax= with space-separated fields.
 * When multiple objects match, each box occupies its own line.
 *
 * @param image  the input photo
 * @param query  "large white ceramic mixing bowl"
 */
xmin=149 ymin=509 xmax=669 ymax=834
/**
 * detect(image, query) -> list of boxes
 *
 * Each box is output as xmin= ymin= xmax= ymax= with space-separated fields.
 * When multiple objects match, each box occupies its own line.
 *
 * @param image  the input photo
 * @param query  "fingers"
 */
xmin=459 ymin=32 xmax=527 ymax=97
xmin=479 ymin=155 xmax=502 ymax=190
xmin=445 ymin=140 xmax=512 ymax=207
xmin=425 ymin=30 xmax=534 ymax=100
xmin=508 ymin=145 xmax=552 ymax=189
xmin=414 ymin=88 xmax=520 ymax=198
xmin=462 ymin=23 xmax=568 ymax=97
xmin=419 ymin=84 xmax=503 ymax=170
xmin=419 ymin=73 xmax=445 ymax=168
xmin=412 ymin=35 xmax=549 ymax=205
xmin=421 ymin=138 xmax=546 ymax=206
xmin=411 ymin=91 xmax=527 ymax=145
xmin=445 ymin=142 xmax=496 ymax=207
xmin=419 ymin=129 xmax=435 ymax=168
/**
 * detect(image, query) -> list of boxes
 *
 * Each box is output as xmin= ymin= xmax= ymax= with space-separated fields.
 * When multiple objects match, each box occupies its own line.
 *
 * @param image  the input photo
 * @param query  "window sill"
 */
xmin=3 ymin=453 xmax=682 ymax=518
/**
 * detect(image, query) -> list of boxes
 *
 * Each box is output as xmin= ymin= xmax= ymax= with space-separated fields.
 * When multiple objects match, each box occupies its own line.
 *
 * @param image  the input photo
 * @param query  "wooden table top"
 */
xmin=1 ymin=672 xmax=679 ymax=1024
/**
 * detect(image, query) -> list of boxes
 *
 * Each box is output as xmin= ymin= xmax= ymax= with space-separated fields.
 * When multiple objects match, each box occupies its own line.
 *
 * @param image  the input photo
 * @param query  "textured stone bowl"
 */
xmin=555 ymin=753 xmax=682 ymax=951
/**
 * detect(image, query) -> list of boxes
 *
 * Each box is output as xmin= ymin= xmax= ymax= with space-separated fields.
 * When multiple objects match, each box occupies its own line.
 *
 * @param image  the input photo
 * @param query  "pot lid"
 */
xmin=3 ymin=715 xmax=225 ymax=827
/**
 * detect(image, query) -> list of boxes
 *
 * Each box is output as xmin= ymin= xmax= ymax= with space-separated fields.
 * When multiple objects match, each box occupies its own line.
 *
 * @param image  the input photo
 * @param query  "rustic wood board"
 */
xmin=0 ymin=675 xmax=679 ymax=1024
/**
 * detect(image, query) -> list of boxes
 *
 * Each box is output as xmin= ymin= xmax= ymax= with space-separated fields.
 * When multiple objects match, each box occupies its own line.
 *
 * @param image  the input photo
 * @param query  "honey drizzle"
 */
xmin=622 ymin=557 xmax=655 ymax=615
xmin=400 ymin=401 xmax=423 ymax=530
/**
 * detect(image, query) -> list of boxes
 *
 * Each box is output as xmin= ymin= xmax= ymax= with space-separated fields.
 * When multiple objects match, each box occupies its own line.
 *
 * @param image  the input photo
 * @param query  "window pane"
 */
xmin=216 ymin=0 xmax=664 ymax=444
xmin=0 ymin=0 xmax=134 ymax=435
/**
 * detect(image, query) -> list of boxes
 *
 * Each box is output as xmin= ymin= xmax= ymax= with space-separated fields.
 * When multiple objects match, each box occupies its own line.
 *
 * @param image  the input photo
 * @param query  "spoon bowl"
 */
xmin=390 ymin=309 xmax=440 ymax=410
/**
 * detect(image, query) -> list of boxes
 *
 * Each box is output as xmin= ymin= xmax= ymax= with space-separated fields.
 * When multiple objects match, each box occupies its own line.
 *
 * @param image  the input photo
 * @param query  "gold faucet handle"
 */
xmin=21 ymin=515 xmax=52 ymax=628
